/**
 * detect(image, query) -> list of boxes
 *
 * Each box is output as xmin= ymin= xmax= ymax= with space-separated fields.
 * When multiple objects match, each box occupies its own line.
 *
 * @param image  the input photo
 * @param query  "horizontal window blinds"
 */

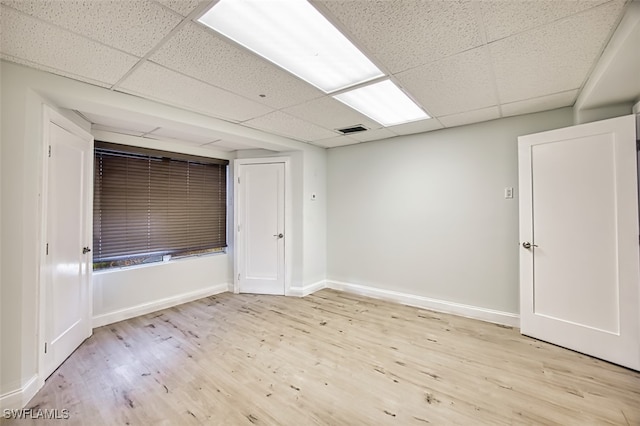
xmin=93 ymin=142 xmax=228 ymax=265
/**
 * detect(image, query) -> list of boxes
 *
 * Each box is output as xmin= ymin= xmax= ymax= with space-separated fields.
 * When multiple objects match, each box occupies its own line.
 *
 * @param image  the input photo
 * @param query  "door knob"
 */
xmin=82 ymin=247 xmax=91 ymax=254
xmin=522 ymin=242 xmax=538 ymax=249
xmin=273 ymin=233 xmax=284 ymax=239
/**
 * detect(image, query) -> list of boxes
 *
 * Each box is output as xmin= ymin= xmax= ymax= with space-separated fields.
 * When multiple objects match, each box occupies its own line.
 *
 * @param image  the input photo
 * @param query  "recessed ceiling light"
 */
xmin=333 ymin=80 xmax=430 ymax=127
xmin=198 ymin=0 xmax=384 ymax=93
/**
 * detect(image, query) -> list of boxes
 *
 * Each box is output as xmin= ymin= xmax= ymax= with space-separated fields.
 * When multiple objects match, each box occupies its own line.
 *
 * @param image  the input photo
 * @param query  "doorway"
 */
xmin=40 ymin=107 xmax=94 ymax=379
xmin=234 ymin=158 xmax=291 ymax=295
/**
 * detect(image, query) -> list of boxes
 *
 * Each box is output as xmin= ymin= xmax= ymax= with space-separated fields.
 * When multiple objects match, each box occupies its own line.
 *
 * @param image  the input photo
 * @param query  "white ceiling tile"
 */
xmin=92 ymin=124 xmax=147 ymax=137
xmin=502 ymin=90 xmax=579 ymax=117
xmin=318 ymin=0 xmax=482 ymax=73
xmin=0 ymin=6 xmax=139 ymax=85
xmin=244 ymin=111 xmax=337 ymax=142
xmin=480 ymin=0 xmax=611 ymax=42
xmin=82 ymin=112 xmax=159 ymax=134
xmin=201 ymin=144 xmax=234 ymax=152
xmin=142 ymin=135 xmax=203 ymax=147
xmin=396 ymin=47 xmax=498 ymax=117
xmin=1 ymin=0 xmax=629 ymax=143
xmin=147 ymin=127 xmax=217 ymax=144
xmin=204 ymin=140 xmax=258 ymax=151
xmin=490 ymin=1 xmax=626 ymax=104
xmin=439 ymin=106 xmax=500 ymax=128
xmin=283 ymin=97 xmax=381 ymax=131
xmin=2 ymin=1 xmax=181 ymax=57
xmin=0 ymin=54 xmax=113 ymax=88
xmin=388 ymin=118 xmax=444 ymax=136
xmin=118 ymin=61 xmax=273 ymax=122
xmin=347 ymin=128 xmax=397 ymax=142
xmin=154 ymin=0 xmax=207 ymax=17
xmin=150 ymin=23 xmax=323 ymax=109
xmin=313 ymin=136 xmax=359 ymax=148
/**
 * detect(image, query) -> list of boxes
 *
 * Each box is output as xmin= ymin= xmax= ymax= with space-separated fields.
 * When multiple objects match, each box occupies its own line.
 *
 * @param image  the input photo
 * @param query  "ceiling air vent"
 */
xmin=337 ymin=125 xmax=368 ymax=135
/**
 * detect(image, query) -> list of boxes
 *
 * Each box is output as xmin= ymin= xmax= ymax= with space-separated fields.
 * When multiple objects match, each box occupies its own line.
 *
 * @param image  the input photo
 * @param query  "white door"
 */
xmin=236 ymin=162 xmax=286 ymax=295
xmin=43 ymin=115 xmax=93 ymax=378
xmin=518 ymin=114 xmax=640 ymax=371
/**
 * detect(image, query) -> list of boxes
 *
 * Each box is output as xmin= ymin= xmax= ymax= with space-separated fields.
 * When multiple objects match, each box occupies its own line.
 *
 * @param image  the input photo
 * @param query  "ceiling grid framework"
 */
xmin=0 ymin=0 xmax=634 ymax=151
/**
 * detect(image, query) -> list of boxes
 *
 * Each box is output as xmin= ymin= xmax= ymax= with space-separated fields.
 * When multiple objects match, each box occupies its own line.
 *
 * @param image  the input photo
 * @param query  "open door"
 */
xmin=518 ymin=114 xmax=640 ymax=371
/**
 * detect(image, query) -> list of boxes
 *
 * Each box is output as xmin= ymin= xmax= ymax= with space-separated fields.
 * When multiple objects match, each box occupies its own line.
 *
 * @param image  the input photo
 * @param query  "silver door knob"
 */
xmin=273 ymin=233 xmax=284 ymax=239
xmin=522 ymin=242 xmax=538 ymax=249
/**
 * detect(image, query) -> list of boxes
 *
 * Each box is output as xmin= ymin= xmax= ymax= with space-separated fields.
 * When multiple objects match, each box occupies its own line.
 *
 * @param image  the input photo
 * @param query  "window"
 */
xmin=93 ymin=141 xmax=228 ymax=270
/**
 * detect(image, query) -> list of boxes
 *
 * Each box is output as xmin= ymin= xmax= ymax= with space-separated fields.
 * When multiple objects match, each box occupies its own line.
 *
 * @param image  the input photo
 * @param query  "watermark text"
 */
xmin=3 ymin=408 xmax=70 ymax=420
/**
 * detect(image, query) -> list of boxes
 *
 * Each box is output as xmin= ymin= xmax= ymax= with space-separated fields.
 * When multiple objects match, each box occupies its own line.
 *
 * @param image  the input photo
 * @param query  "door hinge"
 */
xmin=48 ymin=146 xmax=51 ymax=157
xmin=46 ymin=243 xmax=49 ymax=255
xmin=237 ymin=177 xmax=240 ymax=184
xmin=44 ymin=342 xmax=47 ymax=354
xmin=238 ymin=273 xmax=241 ymax=281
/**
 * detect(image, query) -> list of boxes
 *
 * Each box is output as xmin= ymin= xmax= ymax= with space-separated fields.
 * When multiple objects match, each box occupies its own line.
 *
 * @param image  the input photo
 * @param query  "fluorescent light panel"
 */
xmin=198 ymin=0 xmax=384 ymax=93
xmin=334 ymin=80 xmax=430 ymax=126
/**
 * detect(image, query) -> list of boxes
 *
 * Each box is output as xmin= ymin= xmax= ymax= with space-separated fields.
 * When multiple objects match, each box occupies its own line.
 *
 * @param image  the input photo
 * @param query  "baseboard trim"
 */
xmin=0 ymin=375 xmax=40 ymax=411
xmin=287 ymin=280 xmax=326 ymax=297
xmin=92 ymin=283 xmax=232 ymax=328
xmin=326 ymin=280 xmax=520 ymax=328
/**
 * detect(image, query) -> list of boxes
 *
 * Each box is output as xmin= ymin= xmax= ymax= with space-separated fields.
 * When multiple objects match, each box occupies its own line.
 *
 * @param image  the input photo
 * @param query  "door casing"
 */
xmin=233 ymin=157 xmax=292 ymax=295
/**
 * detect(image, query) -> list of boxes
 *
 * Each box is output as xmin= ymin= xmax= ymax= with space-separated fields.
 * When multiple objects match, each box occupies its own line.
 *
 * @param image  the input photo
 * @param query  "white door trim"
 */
xmin=233 ymin=157 xmax=292 ymax=295
xmin=38 ymin=106 xmax=94 ymax=386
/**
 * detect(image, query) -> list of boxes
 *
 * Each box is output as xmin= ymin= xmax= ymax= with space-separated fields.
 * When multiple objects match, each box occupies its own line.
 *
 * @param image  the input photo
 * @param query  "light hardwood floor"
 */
xmin=5 ymin=289 xmax=640 ymax=425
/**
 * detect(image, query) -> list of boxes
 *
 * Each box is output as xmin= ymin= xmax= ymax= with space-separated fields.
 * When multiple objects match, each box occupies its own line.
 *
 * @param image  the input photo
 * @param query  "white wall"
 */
xmin=93 ymin=254 xmax=232 ymax=327
xmin=575 ymin=102 xmax=635 ymax=125
xmin=0 ymin=60 xmax=3 ymax=397
xmin=327 ymin=109 xmax=574 ymax=315
xmin=1 ymin=72 xmax=48 ymax=398
xmin=302 ymin=147 xmax=327 ymax=288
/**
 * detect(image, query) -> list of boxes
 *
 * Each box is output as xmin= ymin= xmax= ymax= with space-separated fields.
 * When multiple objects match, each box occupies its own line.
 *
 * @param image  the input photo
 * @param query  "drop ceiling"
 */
xmin=0 ymin=0 xmax=634 ymax=150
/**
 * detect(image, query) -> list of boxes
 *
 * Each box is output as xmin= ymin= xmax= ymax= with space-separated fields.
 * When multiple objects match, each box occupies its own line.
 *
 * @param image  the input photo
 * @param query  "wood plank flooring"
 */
xmin=5 ymin=289 xmax=640 ymax=425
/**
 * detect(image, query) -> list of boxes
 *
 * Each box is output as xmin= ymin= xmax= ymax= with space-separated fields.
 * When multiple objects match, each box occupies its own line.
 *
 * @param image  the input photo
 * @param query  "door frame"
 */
xmin=38 ymin=105 xmax=94 ymax=384
xmin=233 ymin=157 xmax=292 ymax=295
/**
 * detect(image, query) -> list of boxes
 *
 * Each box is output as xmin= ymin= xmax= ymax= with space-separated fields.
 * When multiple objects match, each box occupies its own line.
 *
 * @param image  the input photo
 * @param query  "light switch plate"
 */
xmin=504 ymin=187 xmax=514 ymax=199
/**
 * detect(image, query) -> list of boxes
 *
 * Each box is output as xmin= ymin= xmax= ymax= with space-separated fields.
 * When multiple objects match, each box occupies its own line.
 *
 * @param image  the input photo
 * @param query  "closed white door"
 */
xmin=44 ymin=118 xmax=93 ymax=378
xmin=237 ymin=162 xmax=285 ymax=295
xmin=518 ymin=115 xmax=640 ymax=371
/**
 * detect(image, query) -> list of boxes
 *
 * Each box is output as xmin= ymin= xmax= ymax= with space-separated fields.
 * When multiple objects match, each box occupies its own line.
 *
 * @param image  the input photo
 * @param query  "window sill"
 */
xmin=92 ymin=250 xmax=228 ymax=274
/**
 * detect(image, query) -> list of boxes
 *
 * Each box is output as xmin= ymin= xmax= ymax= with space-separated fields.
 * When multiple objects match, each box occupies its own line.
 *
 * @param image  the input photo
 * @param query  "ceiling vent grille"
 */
xmin=337 ymin=125 xmax=368 ymax=135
